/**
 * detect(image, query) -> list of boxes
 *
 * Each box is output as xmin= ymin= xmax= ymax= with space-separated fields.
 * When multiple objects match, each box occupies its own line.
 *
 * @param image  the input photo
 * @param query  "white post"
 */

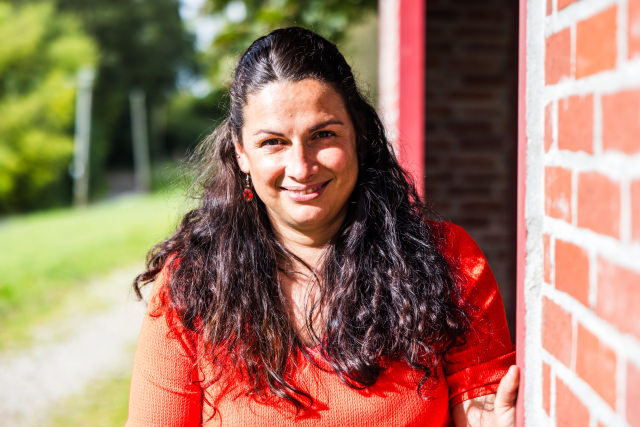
xmin=130 ymin=89 xmax=151 ymax=192
xmin=72 ymin=67 xmax=95 ymax=207
xmin=378 ymin=0 xmax=400 ymax=149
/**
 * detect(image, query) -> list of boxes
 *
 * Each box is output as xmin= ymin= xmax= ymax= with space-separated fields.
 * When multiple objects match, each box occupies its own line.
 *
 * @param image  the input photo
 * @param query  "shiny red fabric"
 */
xmin=126 ymin=221 xmax=515 ymax=426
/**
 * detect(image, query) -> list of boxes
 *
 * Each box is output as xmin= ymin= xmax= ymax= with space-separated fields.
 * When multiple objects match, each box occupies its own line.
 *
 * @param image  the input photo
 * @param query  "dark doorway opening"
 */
xmin=424 ymin=0 xmax=519 ymax=338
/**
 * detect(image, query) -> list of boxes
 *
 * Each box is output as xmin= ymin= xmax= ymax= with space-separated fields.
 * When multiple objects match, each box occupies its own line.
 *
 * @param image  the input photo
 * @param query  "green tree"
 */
xmin=51 ymin=0 xmax=196 ymax=174
xmin=0 ymin=2 xmax=97 ymax=212
xmin=15 ymin=0 xmax=196 ymax=197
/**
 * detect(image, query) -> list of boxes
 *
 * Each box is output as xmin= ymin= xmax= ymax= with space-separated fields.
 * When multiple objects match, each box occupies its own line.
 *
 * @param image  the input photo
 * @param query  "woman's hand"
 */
xmin=451 ymin=365 xmax=520 ymax=427
xmin=494 ymin=365 xmax=519 ymax=427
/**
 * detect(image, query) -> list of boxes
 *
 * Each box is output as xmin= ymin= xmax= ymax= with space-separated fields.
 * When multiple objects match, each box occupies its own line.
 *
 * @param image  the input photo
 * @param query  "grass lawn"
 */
xmin=0 ymin=189 xmax=190 ymax=350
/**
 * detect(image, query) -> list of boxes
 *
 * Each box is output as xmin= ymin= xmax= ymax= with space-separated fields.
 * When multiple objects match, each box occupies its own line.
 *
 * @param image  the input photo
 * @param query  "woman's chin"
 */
xmin=275 ymin=208 xmax=342 ymax=235
xmin=287 ymin=212 xmax=331 ymax=230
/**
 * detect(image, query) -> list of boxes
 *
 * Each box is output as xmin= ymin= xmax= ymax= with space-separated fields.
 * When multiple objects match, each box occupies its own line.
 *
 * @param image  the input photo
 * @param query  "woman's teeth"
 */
xmin=289 ymin=185 xmax=322 ymax=195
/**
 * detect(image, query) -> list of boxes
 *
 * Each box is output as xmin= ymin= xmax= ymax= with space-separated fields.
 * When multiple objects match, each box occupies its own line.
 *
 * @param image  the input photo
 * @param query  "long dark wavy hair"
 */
xmin=134 ymin=27 xmax=468 ymax=413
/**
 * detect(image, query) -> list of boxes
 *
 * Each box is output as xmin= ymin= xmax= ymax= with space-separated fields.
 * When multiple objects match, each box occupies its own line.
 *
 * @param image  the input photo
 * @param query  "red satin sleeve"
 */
xmin=438 ymin=221 xmax=516 ymax=407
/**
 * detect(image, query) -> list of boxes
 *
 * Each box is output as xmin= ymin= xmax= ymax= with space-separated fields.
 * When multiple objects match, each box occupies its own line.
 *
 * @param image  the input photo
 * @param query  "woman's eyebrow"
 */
xmin=309 ymin=120 xmax=344 ymax=132
xmin=254 ymin=129 xmax=285 ymax=136
xmin=253 ymin=119 xmax=344 ymax=136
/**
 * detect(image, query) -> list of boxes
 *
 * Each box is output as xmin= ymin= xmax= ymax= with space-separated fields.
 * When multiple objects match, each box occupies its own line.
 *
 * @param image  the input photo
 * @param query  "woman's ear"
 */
xmin=233 ymin=140 xmax=250 ymax=174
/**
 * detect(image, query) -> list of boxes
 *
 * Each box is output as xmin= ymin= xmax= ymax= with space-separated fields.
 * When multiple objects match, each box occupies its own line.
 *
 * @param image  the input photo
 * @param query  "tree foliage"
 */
xmin=49 ymin=0 xmax=196 ymax=170
xmin=0 ymin=2 xmax=97 ymax=212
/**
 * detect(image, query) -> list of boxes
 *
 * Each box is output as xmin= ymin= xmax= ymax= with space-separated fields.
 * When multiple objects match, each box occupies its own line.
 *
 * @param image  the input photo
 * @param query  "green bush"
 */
xmin=0 ymin=2 xmax=97 ymax=213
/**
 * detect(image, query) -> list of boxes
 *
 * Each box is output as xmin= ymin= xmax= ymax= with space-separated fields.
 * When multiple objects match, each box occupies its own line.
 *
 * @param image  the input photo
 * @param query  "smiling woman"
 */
xmin=236 ymin=78 xmax=358 ymax=246
xmin=126 ymin=27 xmax=517 ymax=426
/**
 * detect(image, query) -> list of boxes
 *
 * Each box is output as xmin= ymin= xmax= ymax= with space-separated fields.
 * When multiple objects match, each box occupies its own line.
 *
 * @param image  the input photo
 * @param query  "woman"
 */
xmin=127 ymin=27 xmax=518 ymax=426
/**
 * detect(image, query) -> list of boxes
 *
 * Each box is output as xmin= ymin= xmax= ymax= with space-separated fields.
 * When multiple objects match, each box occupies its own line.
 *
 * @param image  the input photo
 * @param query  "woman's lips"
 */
xmin=281 ymin=180 xmax=330 ymax=201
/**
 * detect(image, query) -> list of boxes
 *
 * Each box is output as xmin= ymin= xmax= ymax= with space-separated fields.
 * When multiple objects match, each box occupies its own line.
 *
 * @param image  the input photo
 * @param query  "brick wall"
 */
xmin=524 ymin=0 xmax=640 ymax=425
xmin=424 ymin=0 xmax=519 ymax=335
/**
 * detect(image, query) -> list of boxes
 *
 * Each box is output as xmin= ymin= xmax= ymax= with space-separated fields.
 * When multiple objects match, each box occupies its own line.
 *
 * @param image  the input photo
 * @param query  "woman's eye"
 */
xmin=314 ymin=130 xmax=336 ymax=139
xmin=260 ymin=138 xmax=282 ymax=147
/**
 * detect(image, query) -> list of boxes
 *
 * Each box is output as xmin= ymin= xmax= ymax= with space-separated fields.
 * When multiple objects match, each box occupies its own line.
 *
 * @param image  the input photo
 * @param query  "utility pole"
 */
xmin=130 ymin=89 xmax=151 ymax=192
xmin=72 ymin=67 xmax=95 ymax=206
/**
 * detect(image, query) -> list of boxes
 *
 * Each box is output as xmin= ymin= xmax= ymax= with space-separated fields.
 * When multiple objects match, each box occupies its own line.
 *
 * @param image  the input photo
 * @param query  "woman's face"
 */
xmin=235 ymin=78 xmax=358 ymax=240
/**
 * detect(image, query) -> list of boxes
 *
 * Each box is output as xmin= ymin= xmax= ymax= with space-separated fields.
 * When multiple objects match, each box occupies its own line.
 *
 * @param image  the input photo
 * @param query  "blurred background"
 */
xmin=0 ymin=0 xmax=377 ymax=425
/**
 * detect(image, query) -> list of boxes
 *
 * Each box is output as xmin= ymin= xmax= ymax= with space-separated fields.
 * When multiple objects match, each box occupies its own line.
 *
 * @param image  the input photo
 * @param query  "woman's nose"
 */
xmin=287 ymin=142 xmax=317 ymax=181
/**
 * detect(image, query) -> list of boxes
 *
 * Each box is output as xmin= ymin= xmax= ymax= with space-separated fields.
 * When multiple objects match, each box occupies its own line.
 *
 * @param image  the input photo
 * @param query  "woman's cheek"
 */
xmin=259 ymin=160 xmax=286 ymax=191
xmin=318 ymin=146 xmax=353 ymax=170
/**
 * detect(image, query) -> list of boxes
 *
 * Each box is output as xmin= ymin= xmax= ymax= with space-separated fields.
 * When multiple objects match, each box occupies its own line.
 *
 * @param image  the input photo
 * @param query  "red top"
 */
xmin=126 ymin=222 xmax=515 ymax=426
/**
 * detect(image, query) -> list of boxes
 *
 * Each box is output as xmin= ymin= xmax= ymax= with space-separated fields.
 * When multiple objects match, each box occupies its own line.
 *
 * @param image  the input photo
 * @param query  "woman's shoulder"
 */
xmin=427 ymin=220 xmax=486 ymax=262
xmin=428 ymin=220 xmax=497 ymax=300
xmin=145 ymin=255 xmax=182 ymax=317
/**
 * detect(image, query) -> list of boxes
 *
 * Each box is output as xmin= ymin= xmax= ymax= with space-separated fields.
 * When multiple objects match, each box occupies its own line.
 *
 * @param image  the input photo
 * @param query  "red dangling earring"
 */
xmin=242 ymin=174 xmax=254 ymax=202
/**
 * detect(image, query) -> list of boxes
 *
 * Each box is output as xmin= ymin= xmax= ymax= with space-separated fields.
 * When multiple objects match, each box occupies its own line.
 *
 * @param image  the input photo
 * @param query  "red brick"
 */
xmin=543 ymin=233 xmax=552 ymax=283
xmin=542 ymin=297 xmax=573 ymax=366
xmin=602 ymin=89 xmax=640 ymax=154
xmin=575 ymin=323 xmax=617 ymax=408
xmin=630 ymin=0 xmax=640 ymax=59
xmin=628 ymin=363 xmax=640 ymax=426
xmin=543 ymin=362 xmax=551 ymax=416
xmin=596 ymin=258 xmax=640 ymax=338
xmin=633 ymin=181 xmax=640 ymax=242
xmin=558 ymin=0 xmax=580 ymax=10
xmin=556 ymin=240 xmax=590 ymax=306
xmin=558 ymin=94 xmax=594 ymax=153
xmin=577 ymin=172 xmax=621 ymax=238
xmin=546 ymin=166 xmax=573 ymax=222
xmin=546 ymin=28 xmax=572 ymax=84
xmin=545 ymin=103 xmax=553 ymax=152
xmin=556 ymin=378 xmax=590 ymax=426
xmin=576 ymin=6 xmax=618 ymax=78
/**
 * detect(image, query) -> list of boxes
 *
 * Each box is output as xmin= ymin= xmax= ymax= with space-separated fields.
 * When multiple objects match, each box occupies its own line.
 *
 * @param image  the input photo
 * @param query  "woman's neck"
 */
xmin=268 ymin=219 xmax=343 ymax=271
xmin=268 ymin=220 xmax=338 ymax=346
xmin=280 ymin=238 xmax=326 ymax=272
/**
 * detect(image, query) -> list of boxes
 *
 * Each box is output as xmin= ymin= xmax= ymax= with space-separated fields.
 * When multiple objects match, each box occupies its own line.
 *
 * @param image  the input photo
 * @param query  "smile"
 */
xmin=281 ymin=181 xmax=330 ymax=201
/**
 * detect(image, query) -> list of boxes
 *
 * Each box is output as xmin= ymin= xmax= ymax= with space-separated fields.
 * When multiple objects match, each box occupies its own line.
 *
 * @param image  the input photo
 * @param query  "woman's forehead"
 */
xmin=242 ymin=79 xmax=350 ymax=131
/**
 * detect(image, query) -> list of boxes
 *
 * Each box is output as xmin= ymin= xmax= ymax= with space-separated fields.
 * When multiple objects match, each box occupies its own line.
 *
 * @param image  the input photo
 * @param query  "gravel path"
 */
xmin=0 ymin=266 xmax=147 ymax=426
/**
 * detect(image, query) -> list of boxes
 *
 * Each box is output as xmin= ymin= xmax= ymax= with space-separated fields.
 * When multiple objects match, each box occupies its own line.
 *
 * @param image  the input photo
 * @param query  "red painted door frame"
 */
xmin=398 ymin=0 xmax=426 ymax=198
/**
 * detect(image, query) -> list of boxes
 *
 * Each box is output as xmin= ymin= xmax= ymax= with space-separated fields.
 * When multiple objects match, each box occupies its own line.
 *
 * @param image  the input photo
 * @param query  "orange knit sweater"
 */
xmin=126 ymin=222 xmax=515 ymax=426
